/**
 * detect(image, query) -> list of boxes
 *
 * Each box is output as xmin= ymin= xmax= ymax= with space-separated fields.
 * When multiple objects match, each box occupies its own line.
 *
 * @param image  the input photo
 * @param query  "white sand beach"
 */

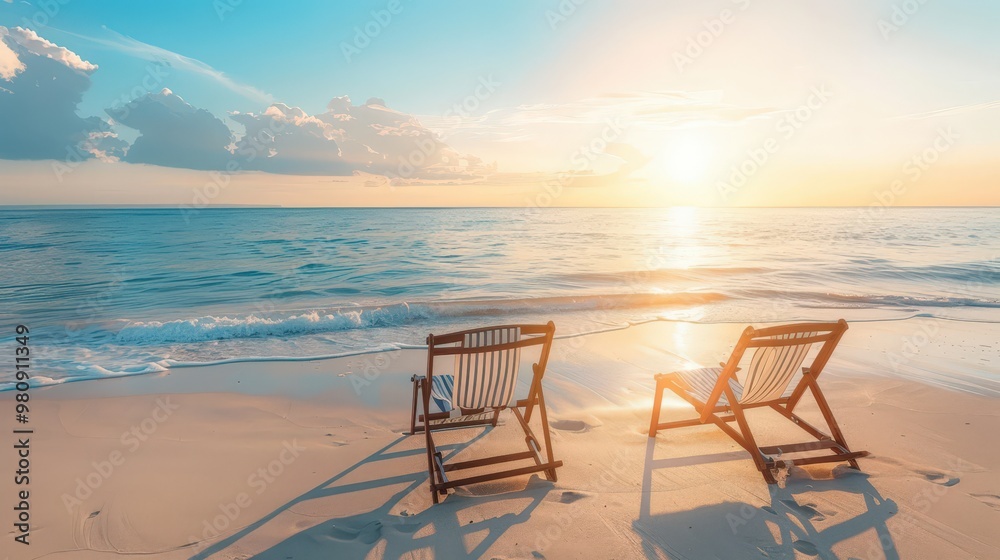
xmin=4 ymin=318 xmax=999 ymax=559
xmin=3 ymin=1 xmax=1000 ymax=558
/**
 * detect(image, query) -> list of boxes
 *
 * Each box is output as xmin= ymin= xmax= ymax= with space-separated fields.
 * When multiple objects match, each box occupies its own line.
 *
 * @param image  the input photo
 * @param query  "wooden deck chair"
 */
xmin=648 ymin=320 xmax=868 ymax=484
xmin=408 ymin=322 xmax=563 ymax=503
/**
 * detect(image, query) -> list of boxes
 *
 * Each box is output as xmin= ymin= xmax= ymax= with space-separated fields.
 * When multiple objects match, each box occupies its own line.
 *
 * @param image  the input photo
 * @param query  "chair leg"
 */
xmin=430 ymin=464 xmax=440 ymax=504
xmin=490 ymin=407 xmax=502 ymax=427
xmin=524 ymin=364 xmax=541 ymax=423
xmin=517 ymin=376 xmax=559 ymax=482
xmin=649 ymin=377 xmax=666 ymax=437
xmin=410 ymin=376 xmax=421 ymax=435
xmin=806 ymin=377 xmax=862 ymax=470
xmin=728 ymin=394 xmax=777 ymax=484
xmin=535 ymin=386 xmax=559 ymax=482
xmin=421 ymin=377 xmax=441 ymax=503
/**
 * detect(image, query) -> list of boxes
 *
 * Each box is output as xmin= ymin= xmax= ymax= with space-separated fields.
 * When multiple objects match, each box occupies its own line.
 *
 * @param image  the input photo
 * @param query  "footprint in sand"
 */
xmin=329 ymin=520 xmax=383 ymax=544
xmin=392 ymin=521 xmax=422 ymax=534
xmin=971 ymin=494 xmax=1000 ymax=511
xmin=323 ymin=434 xmax=348 ymax=446
xmin=918 ymin=470 xmax=960 ymax=487
xmin=779 ymin=500 xmax=826 ymax=521
xmin=550 ymin=419 xmax=591 ymax=433
xmin=557 ymin=490 xmax=589 ymax=504
xmin=832 ymin=464 xmax=869 ymax=479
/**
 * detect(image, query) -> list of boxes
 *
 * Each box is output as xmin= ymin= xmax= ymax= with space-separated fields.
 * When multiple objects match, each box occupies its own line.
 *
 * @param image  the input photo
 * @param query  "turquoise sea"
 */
xmin=0 ymin=207 xmax=996 ymax=388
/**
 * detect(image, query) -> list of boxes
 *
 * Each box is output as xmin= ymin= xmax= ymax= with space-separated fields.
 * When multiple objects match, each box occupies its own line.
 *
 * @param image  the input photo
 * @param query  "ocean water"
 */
xmin=0 ymin=207 xmax=996 ymax=389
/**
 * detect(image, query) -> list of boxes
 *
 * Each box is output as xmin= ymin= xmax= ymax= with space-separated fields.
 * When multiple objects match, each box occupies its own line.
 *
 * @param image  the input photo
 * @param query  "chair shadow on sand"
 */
xmin=189 ymin=428 xmax=551 ymax=560
xmin=635 ymin=439 xmax=900 ymax=560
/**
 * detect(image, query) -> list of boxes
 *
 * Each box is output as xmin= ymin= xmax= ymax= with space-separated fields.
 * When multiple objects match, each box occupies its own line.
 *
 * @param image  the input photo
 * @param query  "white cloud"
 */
xmin=230 ymin=96 xmax=490 ymax=181
xmin=0 ymin=28 xmax=487 ymax=181
xmin=3 ymin=27 xmax=97 ymax=73
xmin=890 ymin=100 xmax=1000 ymax=121
xmin=110 ymin=89 xmax=234 ymax=170
xmin=0 ymin=28 xmax=25 ymax=80
xmin=424 ymin=90 xmax=777 ymax=141
xmin=0 ymin=26 xmax=126 ymax=161
xmin=58 ymin=26 xmax=272 ymax=105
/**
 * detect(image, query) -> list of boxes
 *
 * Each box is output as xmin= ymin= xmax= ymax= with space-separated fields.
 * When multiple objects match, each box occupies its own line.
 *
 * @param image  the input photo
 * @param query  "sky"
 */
xmin=0 ymin=0 xmax=997 ymax=207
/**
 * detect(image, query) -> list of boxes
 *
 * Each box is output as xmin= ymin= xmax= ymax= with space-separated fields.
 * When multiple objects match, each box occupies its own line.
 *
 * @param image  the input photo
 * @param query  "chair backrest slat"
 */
xmin=452 ymin=327 xmax=522 ymax=409
xmin=740 ymin=331 xmax=816 ymax=404
xmin=700 ymin=320 xmax=849 ymax=422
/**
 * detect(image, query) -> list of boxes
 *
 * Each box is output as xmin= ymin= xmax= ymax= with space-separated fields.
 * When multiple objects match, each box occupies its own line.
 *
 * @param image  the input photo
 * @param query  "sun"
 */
xmin=652 ymin=135 xmax=714 ymax=185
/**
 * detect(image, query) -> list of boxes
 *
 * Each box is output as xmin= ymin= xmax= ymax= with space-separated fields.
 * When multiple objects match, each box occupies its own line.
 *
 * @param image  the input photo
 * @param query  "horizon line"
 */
xmin=0 ymin=205 xmax=997 ymax=210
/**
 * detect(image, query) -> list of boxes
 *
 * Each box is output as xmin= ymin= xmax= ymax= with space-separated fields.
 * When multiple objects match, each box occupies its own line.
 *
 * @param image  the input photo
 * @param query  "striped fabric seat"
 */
xmin=650 ymin=320 xmax=868 ymax=485
xmin=673 ymin=361 xmax=804 ymax=406
xmin=411 ymin=322 xmax=560 ymax=504
xmin=740 ymin=331 xmax=816 ymax=404
xmin=429 ymin=374 xmax=455 ymax=412
xmin=674 ymin=367 xmax=743 ymax=405
xmin=450 ymin=327 xmax=521 ymax=410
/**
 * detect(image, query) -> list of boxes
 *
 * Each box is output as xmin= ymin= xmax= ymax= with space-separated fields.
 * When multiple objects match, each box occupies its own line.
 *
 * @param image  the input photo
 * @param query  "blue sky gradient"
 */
xmin=0 ymin=0 xmax=997 ymax=206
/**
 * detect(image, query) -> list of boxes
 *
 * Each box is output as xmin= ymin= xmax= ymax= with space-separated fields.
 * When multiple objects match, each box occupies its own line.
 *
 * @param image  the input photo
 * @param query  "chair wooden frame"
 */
xmin=648 ymin=320 xmax=868 ymax=484
xmin=410 ymin=322 xmax=563 ymax=503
